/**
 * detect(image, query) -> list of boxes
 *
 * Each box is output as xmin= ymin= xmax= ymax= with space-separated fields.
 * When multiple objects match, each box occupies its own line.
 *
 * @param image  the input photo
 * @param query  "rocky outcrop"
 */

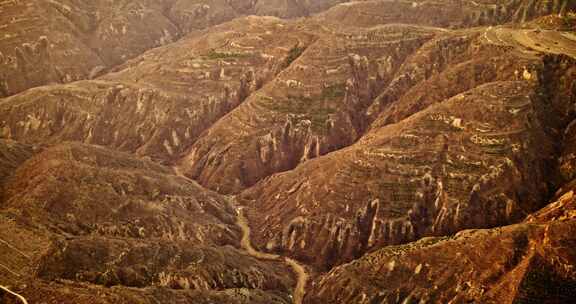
xmin=176 ymin=6 xmax=576 ymax=196
xmin=366 ymin=32 xmax=482 ymax=122
xmin=0 ymin=0 xmax=347 ymax=98
xmin=0 ymin=2 xmax=575 ymax=303
xmin=0 ymin=0 xmax=179 ymax=97
xmin=239 ymin=48 xmax=576 ymax=269
xmin=507 ymin=0 xmax=575 ymax=23
xmin=179 ymin=24 xmax=436 ymax=193
xmin=0 ymin=17 xmax=317 ymax=164
xmin=0 ymin=141 xmax=294 ymax=303
xmin=305 ymin=187 xmax=576 ymax=304
xmin=0 ymin=36 xmax=57 ymax=96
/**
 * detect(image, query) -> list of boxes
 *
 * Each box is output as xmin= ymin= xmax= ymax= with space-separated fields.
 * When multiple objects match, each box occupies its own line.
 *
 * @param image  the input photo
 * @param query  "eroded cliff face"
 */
xmin=179 ymin=23 xmax=437 ymax=193
xmin=0 ymin=141 xmax=294 ymax=303
xmin=177 ymin=0 xmax=576 ymax=195
xmin=306 ymin=187 xmax=576 ymax=304
xmin=227 ymin=15 xmax=576 ymax=272
xmin=0 ymin=0 xmax=180 ymax=97
xmin=0 ymin=0 xmax=345 ymax=98
xmin=0 ymin=17 xmax=319 ymax=164
xmin=230 ymin=20 xmax=575 ymax=270
xmin=240 ymin=70 xmax=574 ymax=269
xmin=0 ymin=1 xmax=575 ymax=303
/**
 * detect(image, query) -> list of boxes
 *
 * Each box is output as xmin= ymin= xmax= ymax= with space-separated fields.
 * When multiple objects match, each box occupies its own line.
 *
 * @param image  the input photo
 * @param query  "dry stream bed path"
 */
xmin=174 ymin=166 xmax=309 ymax=304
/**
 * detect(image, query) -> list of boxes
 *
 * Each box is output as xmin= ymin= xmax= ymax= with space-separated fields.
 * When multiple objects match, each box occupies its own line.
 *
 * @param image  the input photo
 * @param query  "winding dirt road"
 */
xmin=0 ymin=285 xmax=28 ymax=304
xmin=284 ymin=257 xmax=309 ymax=304
xmin=236 ymin=208 xmax=309 ymax=304
xmin=235 ymin=207 xmax=280 ymax=260
xmin=172 ymin=166 xmax=309 ymax=304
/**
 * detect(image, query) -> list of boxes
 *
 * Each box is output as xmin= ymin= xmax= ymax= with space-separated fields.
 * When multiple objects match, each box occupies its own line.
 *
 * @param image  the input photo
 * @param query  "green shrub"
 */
xmin=281 ymin=45 xmax=306 ymax=69
xmin=202 ymin=49 xmax=250 ymax=60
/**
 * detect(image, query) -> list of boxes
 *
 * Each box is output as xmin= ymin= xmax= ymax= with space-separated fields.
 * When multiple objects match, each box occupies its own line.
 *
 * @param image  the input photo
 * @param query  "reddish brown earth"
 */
xmin=305 ymin=187 xmax=576 ymax=303
xmin=1 ymin=1 xmax=576 ymax=303
xmin=0 ymin=141 xmax=295 ymax=303
xmin=0 ymin=0 xmax=343 ymax=98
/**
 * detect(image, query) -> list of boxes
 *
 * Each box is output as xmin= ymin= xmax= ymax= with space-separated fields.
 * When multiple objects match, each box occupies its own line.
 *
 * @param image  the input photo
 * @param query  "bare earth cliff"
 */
xmin=1 ymin=0 xmax=576 ymax=303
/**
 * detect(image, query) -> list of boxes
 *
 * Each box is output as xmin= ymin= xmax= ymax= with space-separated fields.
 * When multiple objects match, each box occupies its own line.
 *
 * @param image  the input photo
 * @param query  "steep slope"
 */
xmin=179 ymin=22 xmax=439 ymax=193
xmin=0 ymin=1 xmax=575 ymax=303
xmin=176 ymin=1 xmax=576 ymax=194
xmin=0 ymin=0 xmax=346 ymax=98
xmin=0 ymin=141 xmax=295 ymax=303
xmin=0 ymin=16 xmax=317 ymax=163
xmin=239 ymin=31 xmax=576 ymax=269
xmin=368 ymin=23 xmax=576 ymax=126
xmin=0 ymin=0 xmax=180 ymax=97
xmin=305 ymin=187 xmax=576 ymax=304
xmin=0 ymin=139 xmax=35 ymax=186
